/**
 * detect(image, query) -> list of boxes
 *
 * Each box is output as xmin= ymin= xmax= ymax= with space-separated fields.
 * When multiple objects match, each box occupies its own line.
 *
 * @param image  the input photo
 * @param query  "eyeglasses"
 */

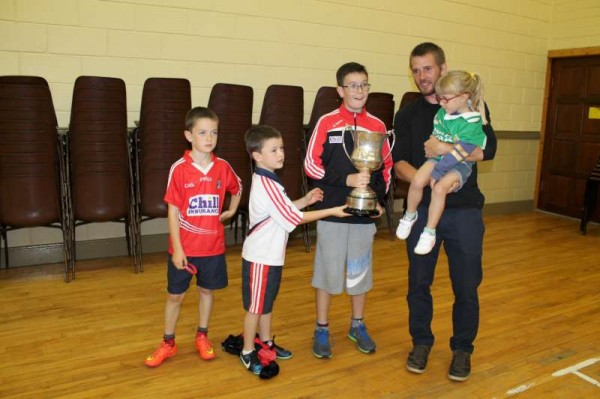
xmin=436 ymin=94 xmax=462 ymax=104
xmin=342 ymin=83 xmax=371 ymax=93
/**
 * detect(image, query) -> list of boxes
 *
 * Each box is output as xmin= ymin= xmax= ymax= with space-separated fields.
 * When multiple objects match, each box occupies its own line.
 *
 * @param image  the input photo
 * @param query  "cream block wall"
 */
xmin=549 ymin=0 xmax=600 ymax=49
xmin=0 ymin=0 xmax=597 ymax=248
xmin=479 ymin=139 xmax=539 ymax=204
xmin=1 ymin=0 xmax=553 ymax=129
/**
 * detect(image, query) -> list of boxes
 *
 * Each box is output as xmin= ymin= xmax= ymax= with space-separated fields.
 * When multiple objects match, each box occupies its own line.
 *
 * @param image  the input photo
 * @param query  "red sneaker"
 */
xmin=195 ymin=334 xmax=216 ymax=360
xmin=144 ymin=341 xmax=177 ymax=367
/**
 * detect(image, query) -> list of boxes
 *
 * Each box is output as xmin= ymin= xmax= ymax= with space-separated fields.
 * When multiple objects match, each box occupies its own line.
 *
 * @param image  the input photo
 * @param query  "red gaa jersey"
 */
xmin=164 ymin=151 xmax=242 ymax=256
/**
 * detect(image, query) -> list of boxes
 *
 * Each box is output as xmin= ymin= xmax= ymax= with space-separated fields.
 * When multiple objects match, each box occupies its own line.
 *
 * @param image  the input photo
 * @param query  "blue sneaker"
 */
xmin=348 ymin=323 xmax=376 ymax=353
xmin=240 ymin=350 xmax=262 ymax=375
xmin=312 ymin=328 xmax=332 ymax=359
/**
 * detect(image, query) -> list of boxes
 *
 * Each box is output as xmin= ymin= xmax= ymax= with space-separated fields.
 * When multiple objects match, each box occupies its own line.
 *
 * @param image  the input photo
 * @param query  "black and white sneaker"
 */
xmin=240 ymin=350 xmax=262 ymax=375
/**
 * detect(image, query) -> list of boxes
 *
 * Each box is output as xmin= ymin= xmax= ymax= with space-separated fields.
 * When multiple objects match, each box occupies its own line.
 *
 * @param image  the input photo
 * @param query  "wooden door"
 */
xmin=538 ymin=55 xmax=600 ymax=220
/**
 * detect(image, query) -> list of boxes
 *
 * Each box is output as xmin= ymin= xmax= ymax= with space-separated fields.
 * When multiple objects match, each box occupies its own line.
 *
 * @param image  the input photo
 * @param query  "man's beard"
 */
xmin=418 ymin=81 xmax=435 ymax=96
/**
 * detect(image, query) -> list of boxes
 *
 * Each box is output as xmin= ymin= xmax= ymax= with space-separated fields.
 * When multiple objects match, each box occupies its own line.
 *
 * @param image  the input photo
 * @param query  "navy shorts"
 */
xmin=167 ymin=253 xmax=228 ymax=295
xmin=241 ymin=259 xmax=282 ymax=315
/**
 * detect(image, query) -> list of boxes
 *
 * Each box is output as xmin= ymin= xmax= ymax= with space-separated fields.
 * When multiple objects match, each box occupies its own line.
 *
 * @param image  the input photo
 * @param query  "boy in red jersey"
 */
xmin=239 ymin=125 xmax=350 ymax=375
xmin=145 ymin=107 xmax=242 ymax=367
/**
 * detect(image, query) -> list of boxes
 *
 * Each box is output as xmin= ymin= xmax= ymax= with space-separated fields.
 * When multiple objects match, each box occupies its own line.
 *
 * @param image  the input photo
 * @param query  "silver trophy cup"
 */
xmin=342 ymin=127 xmax=394 ymax=216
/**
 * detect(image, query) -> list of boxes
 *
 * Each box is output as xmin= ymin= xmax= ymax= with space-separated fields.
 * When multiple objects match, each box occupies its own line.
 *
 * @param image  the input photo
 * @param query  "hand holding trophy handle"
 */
xmin=342 ymin=126 xmax=395 ymax=216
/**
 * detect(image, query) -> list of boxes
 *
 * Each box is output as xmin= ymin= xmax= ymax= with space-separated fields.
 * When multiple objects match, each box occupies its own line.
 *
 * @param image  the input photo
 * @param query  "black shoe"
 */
xmin=272 ymin=339 xmax=293 ymax=360
xmin=240 ymin=350 xmax=262 ymax=375
xmin=448 ymin=350 xmax=471 ymax=381
xmin=406 ymin=345 xmax=431 ymax=373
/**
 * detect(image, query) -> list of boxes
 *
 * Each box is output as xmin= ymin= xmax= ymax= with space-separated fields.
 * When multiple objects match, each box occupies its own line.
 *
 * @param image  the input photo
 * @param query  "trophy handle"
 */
xmin=382 ymin=129 xmax=396 ymax=162
xmin=341 ymin=126 xmax=353 ymax=163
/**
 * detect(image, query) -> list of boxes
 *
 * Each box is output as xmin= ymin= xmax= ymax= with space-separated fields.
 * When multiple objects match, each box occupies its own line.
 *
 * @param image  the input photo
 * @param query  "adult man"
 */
xmin=392 ymin=42 xmax=497 ymax=381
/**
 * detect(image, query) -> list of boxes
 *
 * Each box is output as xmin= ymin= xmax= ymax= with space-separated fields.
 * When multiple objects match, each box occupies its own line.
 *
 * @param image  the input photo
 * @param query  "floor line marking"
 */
xmin=552 ymin=357 xmax=599 ymax=377
xmin=506 ymin=383 xmax=535 ymax=396
xmin=571 ymin=370 xmax=600 ymax=387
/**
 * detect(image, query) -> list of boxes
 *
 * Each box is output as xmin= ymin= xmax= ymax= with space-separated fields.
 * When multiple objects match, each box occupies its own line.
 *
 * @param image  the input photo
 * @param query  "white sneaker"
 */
xmin=414 ymin=232 xmax=436 ymax=255
xmin=396 ymin=213 xmax=418 ymax=240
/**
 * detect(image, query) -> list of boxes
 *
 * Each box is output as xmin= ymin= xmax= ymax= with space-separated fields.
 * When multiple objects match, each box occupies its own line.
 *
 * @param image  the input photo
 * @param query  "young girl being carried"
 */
xmin=396 ymin=70 xmax=488 ymax=255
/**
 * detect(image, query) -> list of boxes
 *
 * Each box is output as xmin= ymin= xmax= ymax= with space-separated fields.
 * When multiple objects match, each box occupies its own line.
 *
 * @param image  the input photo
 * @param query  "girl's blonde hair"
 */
xmin=435 ymin=70 xmax=488 ymax=125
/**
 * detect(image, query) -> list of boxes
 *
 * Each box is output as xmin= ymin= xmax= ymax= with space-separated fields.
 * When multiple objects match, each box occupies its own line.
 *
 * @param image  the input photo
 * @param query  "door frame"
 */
xmin=536 ymin=46 xmax=600 ymax=207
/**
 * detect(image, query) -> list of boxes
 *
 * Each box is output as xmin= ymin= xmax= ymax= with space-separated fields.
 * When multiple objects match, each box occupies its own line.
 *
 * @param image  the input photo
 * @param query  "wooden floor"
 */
xmin=1 ymin=212 xmax=599 ymax=399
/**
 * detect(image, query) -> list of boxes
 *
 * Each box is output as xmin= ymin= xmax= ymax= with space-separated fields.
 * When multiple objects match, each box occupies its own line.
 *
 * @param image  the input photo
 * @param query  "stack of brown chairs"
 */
xmin=386 ymin=91 xmax=421 ymax=238
xmin=304 ymin=86 xmax=341 ymax=184
xmin=366 ymin=92 xmax=395 ymax=131
xmin=259 ymin=84 xmax=311 ymax=251
xmin=68 ymin=76 xmax=140 ymax=275
xmin=134 ymin=78 xmax=191 ymax=270
xmin=0 ymin=76 xmax=73 ymax=281
xmin=207 ymin=83 xmax=253 ymax=242
xmin=306 ymin=86 xmax=341 ymax=143
xmin=366 ymin=92 xmax=396 ymax=239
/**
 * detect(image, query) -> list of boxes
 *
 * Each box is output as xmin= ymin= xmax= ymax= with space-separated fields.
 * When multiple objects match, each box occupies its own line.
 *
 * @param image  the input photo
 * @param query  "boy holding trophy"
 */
xmin=304 ymin=62 xmax=393 ymax=358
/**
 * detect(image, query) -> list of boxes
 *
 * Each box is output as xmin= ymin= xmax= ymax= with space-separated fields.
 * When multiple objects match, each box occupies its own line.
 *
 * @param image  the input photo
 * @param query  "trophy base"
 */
xmin=343 ymin=207 xmax=380 ymax=217
xmin=345 ymin=190 xmax=379 ymax=217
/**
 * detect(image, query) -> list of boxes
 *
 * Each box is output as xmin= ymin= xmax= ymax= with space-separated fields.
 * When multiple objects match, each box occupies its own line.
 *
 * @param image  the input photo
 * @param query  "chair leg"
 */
xmin=232 ymin=212 xmax=239 ymax=244
xmin=302 ymin=223 xmax=311 ymax=252
xmin=580 ymin=180 xmax=598 ymax=235
xmin=1 ymin=225 xmax=8 ymax=268
xmin=241 ymin=211 xmax=248 ymax=243
xmin=384 ymin=195 xmax=395 ymax=241
xmin=134 ymin=216 xmax=143 ymax=273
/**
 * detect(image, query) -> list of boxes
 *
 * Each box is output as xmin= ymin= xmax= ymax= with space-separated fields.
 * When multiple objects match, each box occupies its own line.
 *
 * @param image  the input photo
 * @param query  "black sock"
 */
xmin=316 ymin=322 xmax=329 ymax=330
xmin=197 ymin=327 xmax=208 ymax=336
xmin=163 ymin=334 xmax=175 ymax=346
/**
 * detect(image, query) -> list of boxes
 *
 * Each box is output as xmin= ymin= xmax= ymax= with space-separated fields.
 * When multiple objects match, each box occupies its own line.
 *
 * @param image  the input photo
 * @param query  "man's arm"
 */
xmin=393 ymin=160 xmax=417 ymax=184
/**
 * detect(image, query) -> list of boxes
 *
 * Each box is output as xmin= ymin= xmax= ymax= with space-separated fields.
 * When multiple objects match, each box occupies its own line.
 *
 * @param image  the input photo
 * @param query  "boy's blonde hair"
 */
xmin=435 ymin=70 xmax=488 ymax=125
xmin=244 ymin=125 xmax=282 ymax=156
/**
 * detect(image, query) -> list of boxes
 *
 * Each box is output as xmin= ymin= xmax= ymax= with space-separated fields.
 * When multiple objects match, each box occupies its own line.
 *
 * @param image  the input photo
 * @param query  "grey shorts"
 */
xmin=312 ymin=221 xmax=377 ymax=295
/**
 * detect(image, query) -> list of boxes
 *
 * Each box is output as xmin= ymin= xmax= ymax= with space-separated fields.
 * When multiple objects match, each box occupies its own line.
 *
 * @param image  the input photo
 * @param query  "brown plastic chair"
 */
xmin=134 ymin=78 xmax=191 ymax=270
xmin=68 ymin=76 xmax=140 ymax=275
xmin=385 ymin=91 xmax=421 ymax=239
xmin=306 ymin=86 xmax=341 ymax=142
xmin=0 ymin=77 xmax=73 ymax=280
xmin=207 ymin=83 xmax=253 ymax=242
xmin=304 ymin=86 xmax=342 ymax=185
xmin=259 ymin=84 xmax=311 ymax=252
xmin=366 ymin=92 xmax=395 ymax=131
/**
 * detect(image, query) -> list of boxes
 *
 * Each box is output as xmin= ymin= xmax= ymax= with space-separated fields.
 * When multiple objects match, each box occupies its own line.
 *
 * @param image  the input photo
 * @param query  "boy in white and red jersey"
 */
xmin=239 ymin=125 xmax=349 ymax=375
xmin=304 ymin=62 xmax=393 ymax=359
xmin=145 ymin=107 xmax=242 ymax=368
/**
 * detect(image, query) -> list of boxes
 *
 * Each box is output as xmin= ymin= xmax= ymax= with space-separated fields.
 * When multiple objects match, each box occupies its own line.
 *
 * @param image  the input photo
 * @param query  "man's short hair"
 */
xmin=410 ymin=42 xmax=446 ymax=67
